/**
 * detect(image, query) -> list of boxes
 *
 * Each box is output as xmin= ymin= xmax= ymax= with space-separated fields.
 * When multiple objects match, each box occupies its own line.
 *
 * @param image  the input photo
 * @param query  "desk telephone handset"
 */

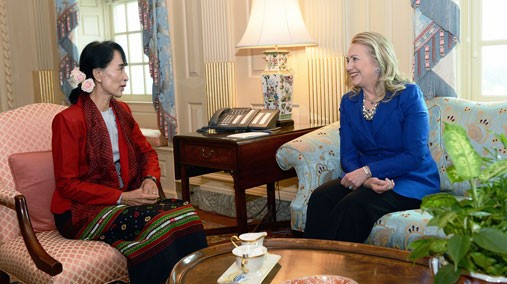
xmin=208 ymin=108 xmax=279 ymax=131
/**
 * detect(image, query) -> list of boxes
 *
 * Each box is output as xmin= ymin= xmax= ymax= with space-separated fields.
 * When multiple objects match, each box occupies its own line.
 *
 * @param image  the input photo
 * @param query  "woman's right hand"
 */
xmin=363 ymin=177 xmax=395 ymax=194
xmin=121 ymin=188 xmax=159 ymax=205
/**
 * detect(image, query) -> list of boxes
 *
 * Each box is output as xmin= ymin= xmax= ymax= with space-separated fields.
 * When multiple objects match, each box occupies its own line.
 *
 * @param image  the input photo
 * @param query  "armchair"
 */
xmin=0 ymin=104 xmax=128 ymax=283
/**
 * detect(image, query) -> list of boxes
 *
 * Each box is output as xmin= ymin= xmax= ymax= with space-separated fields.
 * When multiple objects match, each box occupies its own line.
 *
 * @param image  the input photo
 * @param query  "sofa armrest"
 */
xmin=14 ymin=195 xmax=62 ymax=276
xmin=276 ymin=122 xmax=343 ymax=231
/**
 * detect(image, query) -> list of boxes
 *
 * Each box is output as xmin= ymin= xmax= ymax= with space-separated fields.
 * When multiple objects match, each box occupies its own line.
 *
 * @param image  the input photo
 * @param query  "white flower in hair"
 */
xmin=81 ymin=78 xmax=95 ymax=93
xmin=68 ymin=67 xmax=86 ymax=89
xmin=68 ymin=67 xmax=96 ymax=93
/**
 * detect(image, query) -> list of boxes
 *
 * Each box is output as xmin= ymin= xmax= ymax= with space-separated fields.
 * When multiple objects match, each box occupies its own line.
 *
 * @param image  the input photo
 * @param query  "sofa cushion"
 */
xmin=365 ymin=209 xmax=444 ymax=250
xmin=8 ymin=151 xmax=56 ymax=232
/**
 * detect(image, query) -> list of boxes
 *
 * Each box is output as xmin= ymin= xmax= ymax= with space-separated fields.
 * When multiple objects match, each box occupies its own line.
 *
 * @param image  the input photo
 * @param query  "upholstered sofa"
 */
xmin=276 ymin=97 xmax=507 ymax=250
xmin=0 ymin=104 xmax=129 ymax=283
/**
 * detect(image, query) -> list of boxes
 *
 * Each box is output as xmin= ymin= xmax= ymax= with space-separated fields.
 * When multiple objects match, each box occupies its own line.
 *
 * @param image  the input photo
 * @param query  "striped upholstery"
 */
xmin=0 ymin=104 xmax=129 ymax=283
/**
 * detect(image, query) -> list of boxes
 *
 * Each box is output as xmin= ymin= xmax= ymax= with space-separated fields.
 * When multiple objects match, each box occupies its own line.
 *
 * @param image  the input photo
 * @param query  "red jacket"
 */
xmin=50 ymin=99 xmax=160 ymax=214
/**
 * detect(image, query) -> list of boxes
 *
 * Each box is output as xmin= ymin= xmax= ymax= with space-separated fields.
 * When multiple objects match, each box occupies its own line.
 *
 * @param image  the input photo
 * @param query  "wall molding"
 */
xmin=0 ymin=0 xmax=14 ymax=111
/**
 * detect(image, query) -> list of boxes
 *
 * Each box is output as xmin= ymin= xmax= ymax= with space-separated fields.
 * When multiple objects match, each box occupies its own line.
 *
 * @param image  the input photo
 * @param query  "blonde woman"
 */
xmin=304 ymin=32 xmax=440 ymax=242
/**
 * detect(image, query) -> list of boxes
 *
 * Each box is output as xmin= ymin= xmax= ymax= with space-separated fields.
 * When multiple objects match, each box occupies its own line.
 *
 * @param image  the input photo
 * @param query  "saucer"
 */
xmin=217 ymin=253 xmax=281 ymax=284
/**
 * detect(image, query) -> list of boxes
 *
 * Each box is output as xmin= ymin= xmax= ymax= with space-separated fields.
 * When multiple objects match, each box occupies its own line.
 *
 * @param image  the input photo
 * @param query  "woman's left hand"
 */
xmin=341 ymin=167 xmax=370 ymax=189
xmin=363 ymin=177 xmax=395 ymax=194
xmin=141 ymin=178 xmax=159 ymax=197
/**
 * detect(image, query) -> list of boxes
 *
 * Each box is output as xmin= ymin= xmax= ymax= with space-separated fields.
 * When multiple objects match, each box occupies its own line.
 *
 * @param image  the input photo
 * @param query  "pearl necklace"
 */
xmin=362 ymin=97 xmax=379 ymax=120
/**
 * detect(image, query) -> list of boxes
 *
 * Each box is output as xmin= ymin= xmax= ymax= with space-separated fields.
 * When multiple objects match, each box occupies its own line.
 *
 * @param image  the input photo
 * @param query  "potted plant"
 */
xmin=408 ymin=123 xmax=507 ymax=284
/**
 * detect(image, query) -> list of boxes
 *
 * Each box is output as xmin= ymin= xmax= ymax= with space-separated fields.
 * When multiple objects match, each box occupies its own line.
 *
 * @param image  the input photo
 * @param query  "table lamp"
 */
xmin=236 ymin=0 xmax=317 ymax=125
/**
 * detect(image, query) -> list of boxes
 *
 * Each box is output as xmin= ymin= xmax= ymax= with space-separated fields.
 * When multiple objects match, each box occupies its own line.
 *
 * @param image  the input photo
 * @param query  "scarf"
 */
xmin=71 ymin=94 xmax=146 ymax=227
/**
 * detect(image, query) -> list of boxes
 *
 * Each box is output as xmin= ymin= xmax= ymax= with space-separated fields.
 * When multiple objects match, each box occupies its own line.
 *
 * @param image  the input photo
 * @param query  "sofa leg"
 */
xmin=291 ymin=229 xmax=304 ymax=238
xmin=0 ymin=270 xmax=10 ymax=284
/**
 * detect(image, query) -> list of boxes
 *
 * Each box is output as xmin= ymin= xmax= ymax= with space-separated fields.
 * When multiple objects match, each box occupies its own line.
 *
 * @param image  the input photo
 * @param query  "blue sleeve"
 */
xmin=339 ymin=93 xmax=363 ymax=173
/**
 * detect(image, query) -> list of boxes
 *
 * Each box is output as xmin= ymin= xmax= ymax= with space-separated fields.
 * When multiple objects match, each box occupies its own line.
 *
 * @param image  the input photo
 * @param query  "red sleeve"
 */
xmin=51 ymin=107 xmax=122 ymax=210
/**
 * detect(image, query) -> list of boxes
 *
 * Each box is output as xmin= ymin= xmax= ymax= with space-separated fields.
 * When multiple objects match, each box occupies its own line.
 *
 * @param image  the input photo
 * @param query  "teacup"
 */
xmin=232 ymin=245 xmax=267 ymax=276
xmin=231 ymin=232 xmax=267 ymax=247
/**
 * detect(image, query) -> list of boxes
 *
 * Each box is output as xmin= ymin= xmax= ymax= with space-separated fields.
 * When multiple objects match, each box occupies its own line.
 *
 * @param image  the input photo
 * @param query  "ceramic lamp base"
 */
xmin=276 ymin=119 xmax=294 ymax=127
xmin=261 ymin=72 xmax=293 ymax=121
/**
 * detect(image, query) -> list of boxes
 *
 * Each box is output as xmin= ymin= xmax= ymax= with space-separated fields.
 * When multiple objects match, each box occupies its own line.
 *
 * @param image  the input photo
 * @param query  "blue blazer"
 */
xmin=339 ymin=84 xmax=440 ymax=200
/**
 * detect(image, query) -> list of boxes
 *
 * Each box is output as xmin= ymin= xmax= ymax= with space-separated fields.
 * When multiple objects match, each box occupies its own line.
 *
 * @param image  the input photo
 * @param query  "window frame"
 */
xmin=459 ymin=0 xmax=507 ymax=102
xmin=109 ymin=0 xmax=153 ymax=103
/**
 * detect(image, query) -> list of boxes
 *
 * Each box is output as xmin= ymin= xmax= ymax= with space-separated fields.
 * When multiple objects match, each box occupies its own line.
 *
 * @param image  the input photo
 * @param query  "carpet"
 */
xmin=203 ymin=219 xmax=294 ymax=246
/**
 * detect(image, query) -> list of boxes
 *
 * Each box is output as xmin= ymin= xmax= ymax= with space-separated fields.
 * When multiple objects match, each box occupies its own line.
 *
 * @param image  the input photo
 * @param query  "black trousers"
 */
xmin=303 ymin=178 xmax=421 ymax=243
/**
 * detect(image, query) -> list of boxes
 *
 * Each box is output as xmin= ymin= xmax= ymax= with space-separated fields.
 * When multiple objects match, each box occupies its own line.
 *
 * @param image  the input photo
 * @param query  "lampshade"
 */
xmin=236 ymin=0 xmax=317 ymax=49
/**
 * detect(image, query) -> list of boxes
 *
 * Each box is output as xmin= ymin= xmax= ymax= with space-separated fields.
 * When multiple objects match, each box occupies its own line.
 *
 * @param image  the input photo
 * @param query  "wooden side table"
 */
xmin=173 ymin=125 xmax=320 ymax=234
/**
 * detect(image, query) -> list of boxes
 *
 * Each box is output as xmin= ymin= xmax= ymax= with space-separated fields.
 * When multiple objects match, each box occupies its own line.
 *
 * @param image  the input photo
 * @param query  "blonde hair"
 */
xmin=349 ymin=32 xmax=411 ymax=100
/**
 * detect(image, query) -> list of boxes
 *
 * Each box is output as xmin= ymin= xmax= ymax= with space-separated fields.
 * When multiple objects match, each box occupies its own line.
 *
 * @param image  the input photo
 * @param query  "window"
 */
xmin=460 ymin=0 xmax=507 ymax=101
xmin=76 ymin=0 xmax=152 ymax=102
xmin=111 ymin=1 xmax=152 ymax=102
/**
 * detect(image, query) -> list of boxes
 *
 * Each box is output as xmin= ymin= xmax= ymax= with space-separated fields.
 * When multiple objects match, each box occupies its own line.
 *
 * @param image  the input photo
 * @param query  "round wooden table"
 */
xmin=169 ymin=238 xmax=433 ymax=284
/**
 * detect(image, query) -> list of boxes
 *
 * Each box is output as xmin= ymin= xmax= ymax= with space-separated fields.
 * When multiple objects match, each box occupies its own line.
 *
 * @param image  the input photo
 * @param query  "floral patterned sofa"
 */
xmin=276 ymin=97 xmax=507 ymax=250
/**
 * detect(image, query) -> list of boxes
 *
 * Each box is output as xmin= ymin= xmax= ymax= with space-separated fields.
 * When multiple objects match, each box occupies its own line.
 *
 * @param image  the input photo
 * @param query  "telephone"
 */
xmin=206 ymin=108 xmax=279 ymax=131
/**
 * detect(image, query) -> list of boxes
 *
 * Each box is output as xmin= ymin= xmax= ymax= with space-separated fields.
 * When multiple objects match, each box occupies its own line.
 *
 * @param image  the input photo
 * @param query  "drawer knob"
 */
xmin=201 ymin=148 xmax=215 ymax=158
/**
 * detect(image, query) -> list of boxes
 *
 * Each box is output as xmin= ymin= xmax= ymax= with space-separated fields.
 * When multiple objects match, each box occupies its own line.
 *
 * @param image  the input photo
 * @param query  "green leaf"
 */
xmin=470 ymin=252 xmax=498 ymax=273
xmin=443 ymin=123 xmax=482 ymax=180
xmin=430 ymin=239 xmax=448 ymax=255
xmin=488 ymin=264 xmax=505 ymax=276
xmin=447 ymin=235 xmax=470 ymax=270
xmin=473 ymin=228 xmax=507 ymax=254
xmin=446 ymin=165 xmax=466 ymax=183
xmin=421 ymin=193 xmax=459 ymax=209
xmin=479 ymin=159 xmax=507 ymax=181
xmin=408 ymin=238 xmax=435 ymax=260
xmin=495 ymin=133 xmax=507 ymax=149
xmin=434 ymin=264 xmax=461 ymax=284
xmin=428 ymin=211 xmax=458 ymax=230
xmin=469 ymin=211 xmax=492 ymax=218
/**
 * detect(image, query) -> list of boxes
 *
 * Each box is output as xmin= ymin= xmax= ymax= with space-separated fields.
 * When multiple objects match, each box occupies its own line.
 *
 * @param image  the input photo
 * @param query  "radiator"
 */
xmin=308 ymin=56 xmax=348 ymax=125
xmin=32 ymin=70 xmax=55 ymax=103
xmin=205 ymin=61 xmax=236 ymax=119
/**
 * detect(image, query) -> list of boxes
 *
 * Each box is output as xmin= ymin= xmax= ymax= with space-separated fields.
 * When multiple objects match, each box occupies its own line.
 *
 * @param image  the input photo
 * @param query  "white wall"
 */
xmin=0 ymin=0 xmax=414 ymax=124
xmin=0 ymin=0 xmax=414 ymax=195
xmin=171 ymin=0 xmax=414 ymax=133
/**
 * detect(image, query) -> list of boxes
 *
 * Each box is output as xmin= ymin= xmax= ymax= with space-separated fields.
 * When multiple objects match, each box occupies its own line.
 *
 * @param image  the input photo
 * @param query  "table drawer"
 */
xmin=179 ymin=143 xmax=235 ymax=167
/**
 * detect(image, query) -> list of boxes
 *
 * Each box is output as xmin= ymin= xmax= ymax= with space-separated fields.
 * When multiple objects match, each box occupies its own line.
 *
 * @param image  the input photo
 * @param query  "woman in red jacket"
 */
xmin=51 ymin=41 xmax=207 ymax=284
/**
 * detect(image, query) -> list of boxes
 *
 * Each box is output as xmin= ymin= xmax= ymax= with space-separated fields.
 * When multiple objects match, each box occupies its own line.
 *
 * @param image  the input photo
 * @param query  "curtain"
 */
xmin=138 ymin=0 xmax=177 ymax=140
xmin=55 ymin=0 xmax=80 ymax=101
xmin=412 ymin=0 xmax=460 ymax=99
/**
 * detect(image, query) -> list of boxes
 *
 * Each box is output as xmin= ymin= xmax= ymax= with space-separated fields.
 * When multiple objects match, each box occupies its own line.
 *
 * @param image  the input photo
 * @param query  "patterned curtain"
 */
xmin=138 ymin=0 xmax=177 ymax=139
xmin=55 ymin=0 xmax=80 ymax=102
xmin=412 ymin=0 xmax=460 ymax=99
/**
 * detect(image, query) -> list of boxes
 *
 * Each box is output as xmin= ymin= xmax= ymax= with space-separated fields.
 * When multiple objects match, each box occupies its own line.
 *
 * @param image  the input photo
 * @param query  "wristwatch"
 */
xmin=362 ymin=166 xmax=372 ymax=178
xmin=143 ymin=175 xmax=157 ymax=183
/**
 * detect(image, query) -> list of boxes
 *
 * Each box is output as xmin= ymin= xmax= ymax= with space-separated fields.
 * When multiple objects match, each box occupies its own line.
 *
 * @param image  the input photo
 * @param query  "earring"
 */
xmin=375 ymin=68 xmax=380 ymax=73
